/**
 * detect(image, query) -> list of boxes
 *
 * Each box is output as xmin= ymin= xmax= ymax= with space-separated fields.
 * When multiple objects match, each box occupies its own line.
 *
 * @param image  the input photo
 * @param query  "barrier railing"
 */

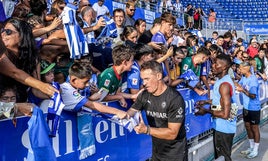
xmin=1 ymin=79 xmax=268 ymax=161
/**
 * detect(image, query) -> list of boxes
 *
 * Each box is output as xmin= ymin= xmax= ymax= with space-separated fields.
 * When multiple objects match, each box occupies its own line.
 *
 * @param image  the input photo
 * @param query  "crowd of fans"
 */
xmin=0 ymin=0 xmax=267 ymax=114
xmin=0 ymin=0 xmax=267 ymax=160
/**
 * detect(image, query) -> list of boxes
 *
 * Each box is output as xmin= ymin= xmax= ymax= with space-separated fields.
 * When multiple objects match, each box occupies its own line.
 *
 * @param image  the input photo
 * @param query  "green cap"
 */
xmin=40 ymin=60 xmax=56 ymax=75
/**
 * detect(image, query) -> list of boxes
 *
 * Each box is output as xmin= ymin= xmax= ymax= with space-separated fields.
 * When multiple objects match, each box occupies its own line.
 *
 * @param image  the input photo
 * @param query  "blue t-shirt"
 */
xmin=200 ymin=59 xmax=211 ymax=77
xmin=127 ymin=61 xmax=142 ymax=90
xmin=239 ymin=74 xmax=261 ymax=111
xmin=151 ymin=31 xmax=167 ymax=46
xmin=161 ymin=62 xmax=168 ymax=77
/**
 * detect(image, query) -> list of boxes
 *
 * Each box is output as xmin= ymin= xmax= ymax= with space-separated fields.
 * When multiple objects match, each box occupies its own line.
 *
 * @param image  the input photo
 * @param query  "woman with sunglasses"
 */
xmin=1 ymin=18 xmax=57 ymax=101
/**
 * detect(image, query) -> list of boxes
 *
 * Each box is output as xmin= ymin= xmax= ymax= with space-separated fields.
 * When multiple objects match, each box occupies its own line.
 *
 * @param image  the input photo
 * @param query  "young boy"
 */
xmin=97 ymin=44 xmax=138 ymax=106
xmin=180 ymin=46 xmax=211 ymax=95
xmin=60 ymin=62 xmax=127 ymax=118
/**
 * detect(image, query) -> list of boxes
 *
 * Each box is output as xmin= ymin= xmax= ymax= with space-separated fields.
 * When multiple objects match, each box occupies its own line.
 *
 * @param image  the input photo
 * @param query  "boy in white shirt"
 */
xmin=60 ymin=62 xmax=126 ymax=118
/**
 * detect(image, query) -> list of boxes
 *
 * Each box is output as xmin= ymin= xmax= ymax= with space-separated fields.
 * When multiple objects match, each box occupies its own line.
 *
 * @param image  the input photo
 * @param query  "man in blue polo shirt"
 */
xmin=151 ymin=12 xmax=176 ymax=46
xmin=235 ymin=62 xmax=261 ymax=159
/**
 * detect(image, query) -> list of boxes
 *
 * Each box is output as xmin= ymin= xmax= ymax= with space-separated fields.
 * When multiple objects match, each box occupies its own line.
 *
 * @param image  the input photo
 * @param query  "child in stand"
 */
xmin=28 ymin=60 xmax=65 ymax=137
xmin=60 ymin=62 xmax=127 ymax=116
xmin=186 ymin=35 xmax=199 ymax=57
xmin=60 ymin=62 xmax=128 ymax=159
xmin=0 ymin=85 xmax=17 ymax=119
xmin=28 ymin=60 xmax=57 ymax=106
xmin=169 ymin=46 xmax=187 ymax=87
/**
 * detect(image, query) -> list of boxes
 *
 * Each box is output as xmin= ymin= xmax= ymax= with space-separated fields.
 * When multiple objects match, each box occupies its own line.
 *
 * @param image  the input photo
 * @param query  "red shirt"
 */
xmin=247 ymin=45 xmax=258 ymax=58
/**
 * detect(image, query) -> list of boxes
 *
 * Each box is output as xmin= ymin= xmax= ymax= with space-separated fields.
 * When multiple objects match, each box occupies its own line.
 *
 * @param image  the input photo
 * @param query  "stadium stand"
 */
xmin=179 ymin=0 xmax=268 ymax=30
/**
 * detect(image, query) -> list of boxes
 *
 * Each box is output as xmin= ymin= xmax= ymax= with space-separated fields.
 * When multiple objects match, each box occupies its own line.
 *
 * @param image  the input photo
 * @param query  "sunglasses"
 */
xmin=243 ymin=56 xmax=249 ymax=59
xmin=82 ymin=4 xmax=91 ymax=7
xmin=130 ymin=9 xmax=136 ymax=12
xmin=1 ymin=28 xmax=18 ymax=35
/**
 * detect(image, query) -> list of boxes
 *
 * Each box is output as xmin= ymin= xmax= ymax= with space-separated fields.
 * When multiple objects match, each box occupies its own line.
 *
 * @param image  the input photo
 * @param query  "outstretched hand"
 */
xmin=39 ymin=82 xmax=59 ymax=97
xmin=116 ymin=110 xmax=128 ymax=119
xmin=134 ymin=114 xmax=147 ymax=134
xmin=119 ymin=97 xmax=127 ymax=108
xmin=194 ymin=106 xmax=207 ymax=116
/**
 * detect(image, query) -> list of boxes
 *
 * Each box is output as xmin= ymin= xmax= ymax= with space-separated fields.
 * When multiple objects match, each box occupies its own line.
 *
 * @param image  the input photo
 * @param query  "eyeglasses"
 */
xmin=243 ymin=56 xmax=249 ymax=59
xmin=130 ymin=9 xmax=136 ymax=12
xmin=1 ymin=28 xmax=18 ymax=35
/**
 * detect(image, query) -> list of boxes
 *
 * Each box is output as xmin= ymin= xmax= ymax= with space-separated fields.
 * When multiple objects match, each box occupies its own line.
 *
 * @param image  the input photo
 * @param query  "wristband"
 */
xmin=146 ymin=125 xmax=150 ymax=135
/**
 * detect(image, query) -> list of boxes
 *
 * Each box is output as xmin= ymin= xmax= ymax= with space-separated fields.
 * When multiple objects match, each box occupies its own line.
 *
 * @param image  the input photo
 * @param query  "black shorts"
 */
xmin=213 ymin=130 xmax=234 ymax=161
xmin=243 ymin=109 xmax=260 ymax=125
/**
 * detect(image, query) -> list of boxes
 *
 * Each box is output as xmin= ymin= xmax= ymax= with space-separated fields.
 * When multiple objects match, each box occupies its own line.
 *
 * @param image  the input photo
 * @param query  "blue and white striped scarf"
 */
xmin=61 ymin=3 xmax=89 ymax=59
xmin=47 ymin=82 xmax=65 ymax=137
xmin=95 ymin=15 xmax=117 ymax=46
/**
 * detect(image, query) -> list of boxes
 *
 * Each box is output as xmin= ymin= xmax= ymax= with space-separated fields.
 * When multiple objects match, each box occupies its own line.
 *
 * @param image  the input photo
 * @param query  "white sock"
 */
xmin=249 ymin=139 xmax=254 ymax=149
xmin=253 ymin=142 xmax=259 ymax=153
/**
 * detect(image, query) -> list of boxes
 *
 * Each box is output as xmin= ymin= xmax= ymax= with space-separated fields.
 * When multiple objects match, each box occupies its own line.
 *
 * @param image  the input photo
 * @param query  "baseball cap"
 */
xmin=40 ymin=60 xmax=56 ymax=75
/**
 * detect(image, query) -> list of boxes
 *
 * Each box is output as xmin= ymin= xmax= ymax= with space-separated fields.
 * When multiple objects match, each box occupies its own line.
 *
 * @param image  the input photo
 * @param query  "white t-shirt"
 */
xmin=60 ymin=82 xmax=88 ymax=111
xmin=171 ymin=35 xmax=185 ymax=46
xmin=92 ymin=3 xmax=109 ymax=17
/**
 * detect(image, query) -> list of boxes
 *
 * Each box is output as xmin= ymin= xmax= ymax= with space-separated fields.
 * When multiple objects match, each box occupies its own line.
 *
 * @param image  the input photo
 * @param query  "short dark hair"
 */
xmin=216 ymin=54 xmax=232 ymax=68
xmin=212 ymin=31 xmax=218 ymax=35
xmin=134 ymin=44 xmax=154 ymax=60
xmin=141 ymin=60 xmax=163 ymax=75
xmin=113 ymin=8 xmax=125 ymax=17
xmin=204 ymin=40 xmax=212 ymax=47
xmin=0 ymin=85 xmax=17 ymax=98
xmin=209 ymin=44 xmax=220 ymax=52
xmin=153 ymin=17 xmax=161 ymax=27
xmin=112 ymin=44 xmax=135 ymax=65
xmin=224 ymin=31 xmax=232 ymax=39
xmin=69 ymin=63 xmax=92 ymax=79
xmin=217 ymin=35 xmax=224 ymax=40
xmin=197 ymin=46 xmax=211 ymax=56
xmin=237 ymin=38 xmax=243 ymax=42
xmin=173 ymin=46 xmax=185 ymax=56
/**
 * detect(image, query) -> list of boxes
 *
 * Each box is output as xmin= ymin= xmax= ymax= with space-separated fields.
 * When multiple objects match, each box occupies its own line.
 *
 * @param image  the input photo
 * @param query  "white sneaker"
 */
xmin=247 ymin=151 xmax=258 ymax=159
xmin=240 ymin=148 xmax=252 ymax=155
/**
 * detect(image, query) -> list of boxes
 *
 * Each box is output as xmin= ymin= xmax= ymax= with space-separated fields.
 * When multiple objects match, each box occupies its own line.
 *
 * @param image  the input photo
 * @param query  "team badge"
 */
xmin=73 ymin=91 xmax=80 ymax=97
xmin=132 ymin=78 xmax=138 ymax=85
xmin=183 ymin=64 xmax=188 ymax=70
xmin=178 ymin=107 xmax=183 ymax=115
xmin=104 ymin=79 xmax=110 ymax=87
xmin=161 ymin=102 xmax=166 ymax=108
xmin=48 ymin=100 xmax=54 ymax=107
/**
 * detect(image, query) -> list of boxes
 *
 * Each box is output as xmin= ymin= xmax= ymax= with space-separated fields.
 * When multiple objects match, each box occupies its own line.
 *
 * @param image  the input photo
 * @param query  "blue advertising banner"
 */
xmin=244 ymin=24 xmax=268 ymax=35
xmin=178 ymin=88 xmax=212 ymax=139
xmin=1 ymin=80 xmax=268 ymax=161
xmin=0 ymin=80 xmax=268 ymax=161
xmin=0 ymin=111 xmax=152 ymax=161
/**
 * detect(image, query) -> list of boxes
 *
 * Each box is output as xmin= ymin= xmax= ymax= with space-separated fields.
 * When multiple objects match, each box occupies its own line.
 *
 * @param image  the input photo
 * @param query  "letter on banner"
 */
xmin=112 ymin=1 xmax=125 ymax=10
xmin=144 ymin=10 xmax=155 ymax=24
